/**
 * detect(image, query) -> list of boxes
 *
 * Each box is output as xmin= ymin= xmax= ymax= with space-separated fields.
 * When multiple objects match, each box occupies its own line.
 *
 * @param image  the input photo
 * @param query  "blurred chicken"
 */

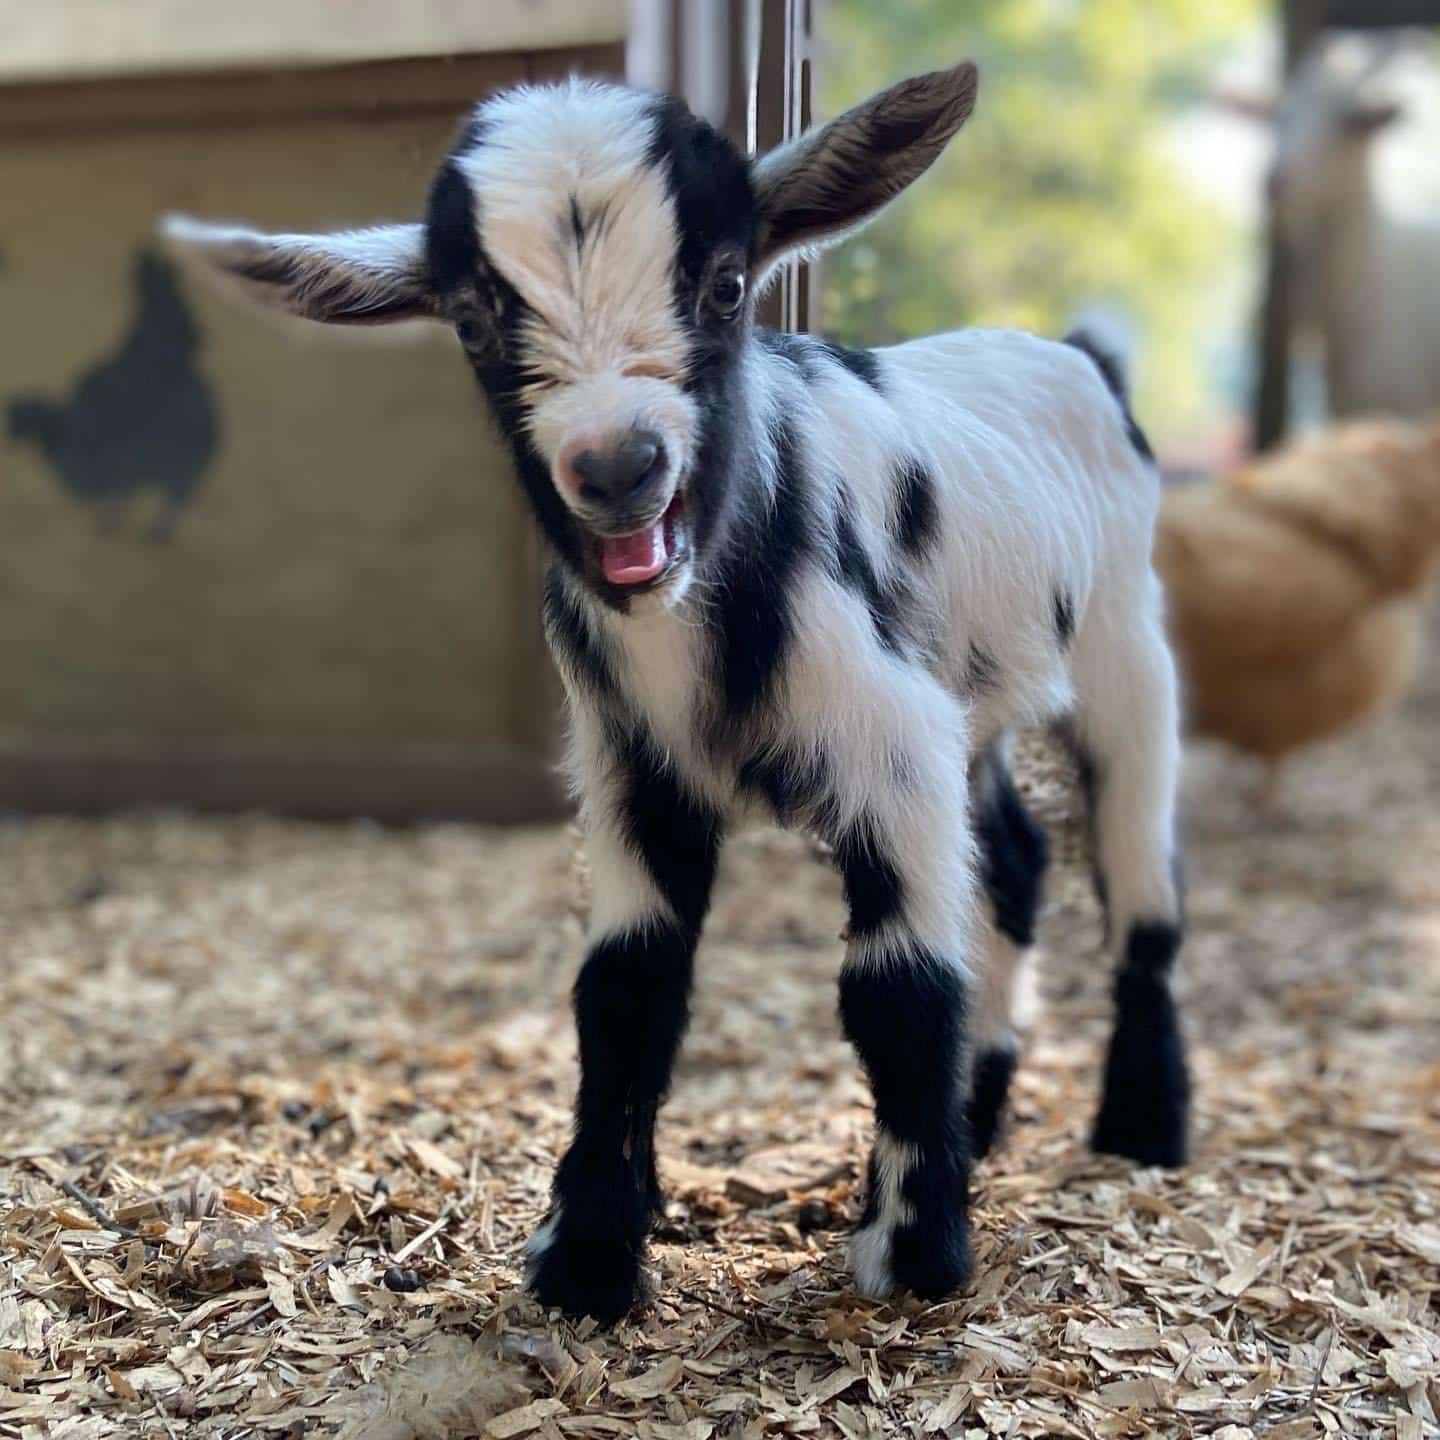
xmin=1156 ymin=417 xmax=1440 ymax=788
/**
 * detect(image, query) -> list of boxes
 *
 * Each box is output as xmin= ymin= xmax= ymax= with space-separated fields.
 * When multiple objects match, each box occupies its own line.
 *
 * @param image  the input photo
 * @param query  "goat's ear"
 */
xmin=750 ymin=61 xmax=978 ymax=282
xmin=159 ymin=215 xmax=438 ymax=325
xmin=1343 ymin=100 xmax=1402 ymax=136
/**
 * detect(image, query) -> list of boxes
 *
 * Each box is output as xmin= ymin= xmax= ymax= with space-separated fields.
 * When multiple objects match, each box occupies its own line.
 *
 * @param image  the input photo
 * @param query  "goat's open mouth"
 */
xmin=592 ymin=491 xmax=689 ymax=592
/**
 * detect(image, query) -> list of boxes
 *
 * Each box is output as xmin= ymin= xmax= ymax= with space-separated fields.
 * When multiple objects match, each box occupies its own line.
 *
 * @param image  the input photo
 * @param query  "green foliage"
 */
xmin=820 ymin=0 xmax=1263 ymax=438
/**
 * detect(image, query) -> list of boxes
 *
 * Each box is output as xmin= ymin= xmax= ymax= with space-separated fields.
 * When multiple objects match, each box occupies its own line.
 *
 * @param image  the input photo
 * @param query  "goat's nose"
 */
xmin=562 ymin=431 xmax=666 ymax=507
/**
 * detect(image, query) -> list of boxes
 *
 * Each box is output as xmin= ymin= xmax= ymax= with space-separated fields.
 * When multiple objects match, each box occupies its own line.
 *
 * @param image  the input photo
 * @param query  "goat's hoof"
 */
xmin=1091 ymin=1101 xmax=1188 ymax=1169
xmin=850 ymin=1211 xmax=972 ymax=1302
xmin=523 ymin=1210 xmax=647 ymax=1325
xmin=967 ymin=1045 xmax=1019 ymax=1161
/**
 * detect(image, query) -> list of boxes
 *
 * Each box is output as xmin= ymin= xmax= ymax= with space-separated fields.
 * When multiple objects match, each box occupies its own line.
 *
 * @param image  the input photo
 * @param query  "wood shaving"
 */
xmin=2 ymin=668 xmax=1439 ymax=1437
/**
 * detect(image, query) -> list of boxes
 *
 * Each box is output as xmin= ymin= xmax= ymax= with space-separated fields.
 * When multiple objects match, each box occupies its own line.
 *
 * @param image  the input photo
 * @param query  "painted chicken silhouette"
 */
xmin=8 ymin=251 xmax=219 ymax=540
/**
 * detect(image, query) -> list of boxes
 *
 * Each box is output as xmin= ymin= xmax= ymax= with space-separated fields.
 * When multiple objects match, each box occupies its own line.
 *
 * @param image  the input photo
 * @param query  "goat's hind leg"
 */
xmin=1070 ymin=603 xmax=1190 ymax=1167
xmin=967 ymin=738 xmax=1049 ymax=1159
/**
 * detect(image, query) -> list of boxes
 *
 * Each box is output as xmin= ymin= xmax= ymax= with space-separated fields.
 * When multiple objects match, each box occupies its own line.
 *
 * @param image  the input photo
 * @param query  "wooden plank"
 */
xmin=0 ymin=47 xmax=621 ymax=139
xmin=0 ymin=741 xmax=570 ymax=823
xmin=1252 ymin=0 xmax=1326 ymax=452
xmin=1 ymin=0 xmax=626 ymax=85
xmin=1326 ymin=0 xmax=1440 ymax=26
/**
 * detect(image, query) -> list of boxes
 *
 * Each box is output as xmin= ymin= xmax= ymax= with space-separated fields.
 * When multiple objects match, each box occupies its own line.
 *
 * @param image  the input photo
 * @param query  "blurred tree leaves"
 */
xmin=820 ymin=0 xmax=1263 ymax=439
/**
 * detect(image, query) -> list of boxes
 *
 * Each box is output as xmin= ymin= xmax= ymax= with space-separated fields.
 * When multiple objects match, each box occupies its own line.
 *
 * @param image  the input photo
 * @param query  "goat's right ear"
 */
xmin=159 ymin=216 xmax=438 ymax=325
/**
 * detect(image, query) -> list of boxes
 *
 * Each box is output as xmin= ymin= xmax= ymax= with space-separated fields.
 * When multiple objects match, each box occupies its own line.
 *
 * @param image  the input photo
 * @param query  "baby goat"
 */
xmin=165 ymin=63 xmax=1189 ymax=1322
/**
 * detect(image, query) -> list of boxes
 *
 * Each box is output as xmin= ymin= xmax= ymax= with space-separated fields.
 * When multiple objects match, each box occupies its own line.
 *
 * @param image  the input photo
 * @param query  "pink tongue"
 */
xmin=601 ymin=521 xmax=669 ymax=585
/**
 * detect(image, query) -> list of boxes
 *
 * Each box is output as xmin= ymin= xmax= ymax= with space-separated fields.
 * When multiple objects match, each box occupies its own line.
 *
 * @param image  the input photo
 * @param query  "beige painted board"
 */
xmin=1 ymin=0 xmax=627 ymax=82
xmin=0 ymin=115 xmax=548 ymax=752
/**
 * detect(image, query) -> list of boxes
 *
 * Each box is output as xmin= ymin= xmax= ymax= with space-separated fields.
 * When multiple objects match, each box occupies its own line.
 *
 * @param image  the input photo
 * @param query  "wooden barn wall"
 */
xmin=0 ymin=75 xmax=591 ymax=818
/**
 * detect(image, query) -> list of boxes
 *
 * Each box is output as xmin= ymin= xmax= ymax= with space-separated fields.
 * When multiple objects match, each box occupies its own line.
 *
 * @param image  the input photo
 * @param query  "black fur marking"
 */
xmin=1053 ymin=590 xmax=1076 ymax=649
xmin=568 ymin=193 xmax=586 ymax=251
xmin=1091 ymin=920 xmax=1190 ymax=1168
xmin=425 ymin=161 xmax=482 ymax=294
xmin=975 ymin=756 xmax=1049 ymax=948
xmin=831 ymin=492 xmax=905 ymax=655
xmin=542 ymin=567 xmax=617 ymax=703
xmin=645 ymin=94 xmax=756 ymax=316
xmin=891 ymin=458 xmax=937 ymax=556
xmin=737 ymin=746 xmax=831 ymax=827
xmin=616 ymin=730 xmax=724 ymax=935
xmin=712 ymin=414 xmax=812 ymax=718
xmin=839 ymin=949 xmax=972 ymax=1298
xmin=832 ymin=816 xmax=905 ymax=937
xmin=967 ymin=1046 xmax=1017 ymax=1160
xmin=814 ymin=338 xmax=882 ymax=391
xmin=756 ymin=331 xmax=882 ymax=392
xmin=964 ymin=642 xmax=1000 ymax=693
xmin=528 ymin=921 xmax=697 ymax=1322
xmin=1063 ymin=331 xmax=1156 ymax=464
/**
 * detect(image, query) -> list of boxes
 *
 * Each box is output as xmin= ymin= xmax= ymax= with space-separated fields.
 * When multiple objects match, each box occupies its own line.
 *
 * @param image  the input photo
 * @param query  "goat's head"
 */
xmin=162 ymin=65 xmax=977 ymax=606
xmin=1223 ymin=38 xmax=1402 ymax=244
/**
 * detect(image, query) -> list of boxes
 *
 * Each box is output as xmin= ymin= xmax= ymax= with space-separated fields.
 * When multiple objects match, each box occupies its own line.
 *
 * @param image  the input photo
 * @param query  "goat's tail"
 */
xmin=1061 ymin=309 xmax=1154 ymax=465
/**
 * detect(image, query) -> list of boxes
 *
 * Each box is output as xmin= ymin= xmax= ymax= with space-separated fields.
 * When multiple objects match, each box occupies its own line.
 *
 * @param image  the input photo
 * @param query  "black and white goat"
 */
xmin=164 ymin=62 xmax=1189 ymax=1322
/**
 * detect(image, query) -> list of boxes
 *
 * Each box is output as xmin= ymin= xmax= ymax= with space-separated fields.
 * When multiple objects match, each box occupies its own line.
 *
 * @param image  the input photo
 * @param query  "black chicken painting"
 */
xmin=8 ymin=250 xmax=219 ymax=540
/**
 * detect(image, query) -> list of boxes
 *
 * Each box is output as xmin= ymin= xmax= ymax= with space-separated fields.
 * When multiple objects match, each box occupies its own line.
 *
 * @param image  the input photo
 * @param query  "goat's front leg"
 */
xmin=525 ymin=738 xmax=722 ymax=1324
xmin=833 ymin=769 xmax=977 ymax=1302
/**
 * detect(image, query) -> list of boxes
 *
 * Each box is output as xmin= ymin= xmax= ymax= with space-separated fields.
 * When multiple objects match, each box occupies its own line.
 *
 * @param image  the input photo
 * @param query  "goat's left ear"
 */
xmin=159 ymin=215 xmax=439 ymax=325
xmin=751 ymin=61 xmax=978 ymax=283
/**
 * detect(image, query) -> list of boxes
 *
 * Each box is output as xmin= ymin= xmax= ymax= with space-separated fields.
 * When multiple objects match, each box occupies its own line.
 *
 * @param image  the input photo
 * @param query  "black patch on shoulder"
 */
xmin=890 ymin=458 xmax=937 ymax=556
xmin=964 ymin=642 xmax=1000 ymax=693
xmin=814 ymin=338 xmax=882 ymax=391
xmin=974 ymin=756 xmax=1049 ymax=948
xmin=1062 ymin=331 xmax=1156 ymax=464
xmin=831 ymin=490 xmax=904 ymax=655
xmin=616 ymin=728 xmax=723 ymax=935
xmin=756 ymin=331 xmax=882 ymax=391
xmin=832 ymin=815 xmax=904 ymax=937
xmin=542 ymin=567 xmax=617 ymax=703
xmin=712 ymin=415 xmax=812 ymax=718
xmin=1053 ymin=590 xmax=1076 ymax=649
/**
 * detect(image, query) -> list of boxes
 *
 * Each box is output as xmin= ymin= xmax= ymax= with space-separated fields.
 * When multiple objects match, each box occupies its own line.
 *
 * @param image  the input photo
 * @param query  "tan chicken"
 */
xmin=1155 ymin=417 xmax=1440 ymax=788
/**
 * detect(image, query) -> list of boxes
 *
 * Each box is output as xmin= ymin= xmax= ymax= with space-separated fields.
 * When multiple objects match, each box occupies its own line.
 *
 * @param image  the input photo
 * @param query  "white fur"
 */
xmin=457 ymin=82 xmax=699 ymax=500
xmin=848 ymin=1132 xmax=918 ymax=1299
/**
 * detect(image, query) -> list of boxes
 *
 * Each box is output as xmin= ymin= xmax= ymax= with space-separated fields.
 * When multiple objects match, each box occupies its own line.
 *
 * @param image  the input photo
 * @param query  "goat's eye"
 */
xmin=456 ymin=318 xmax=482 ymax=349
xmin=708 ymin=266 xmax=746 ymax=320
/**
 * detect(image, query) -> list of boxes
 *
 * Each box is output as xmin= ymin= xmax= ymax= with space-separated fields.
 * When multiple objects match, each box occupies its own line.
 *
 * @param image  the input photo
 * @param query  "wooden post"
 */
xmin=1252 ymin=0 xmax=1326 ymax=451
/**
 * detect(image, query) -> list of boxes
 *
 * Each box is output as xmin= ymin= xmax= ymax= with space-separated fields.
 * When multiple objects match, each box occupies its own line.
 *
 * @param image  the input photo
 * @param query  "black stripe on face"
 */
xmin=891 ymin=458 xmax=938 ymax=557
xmin=426 ymin=152 xmax=591 ymax=581
xmin=831 ymin=493 xmax=905 ymax=656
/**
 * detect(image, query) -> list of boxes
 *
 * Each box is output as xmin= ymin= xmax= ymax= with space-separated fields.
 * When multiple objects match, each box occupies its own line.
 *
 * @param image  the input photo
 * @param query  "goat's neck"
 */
xmin=1314 ymin=183 xmax=1382 ymax=413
